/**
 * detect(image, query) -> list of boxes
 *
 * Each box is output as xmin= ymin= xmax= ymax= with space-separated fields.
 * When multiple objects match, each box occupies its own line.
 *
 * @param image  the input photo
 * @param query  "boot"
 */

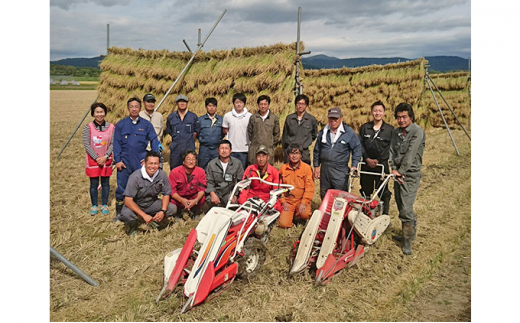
xmin=113 ymin=199 xmax=124 ymax=222
xmin=392 ymin=220 xmax=416 ymax=242
xmin=401 ymin=222 xmax=414 ymax=255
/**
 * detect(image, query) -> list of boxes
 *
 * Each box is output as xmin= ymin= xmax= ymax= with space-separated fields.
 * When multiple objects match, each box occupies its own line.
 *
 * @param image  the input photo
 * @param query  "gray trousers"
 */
xmin=120 ymin=199 xmax=177 ymax=226
xmin=394 ymin=171 xmax=421 ymax=223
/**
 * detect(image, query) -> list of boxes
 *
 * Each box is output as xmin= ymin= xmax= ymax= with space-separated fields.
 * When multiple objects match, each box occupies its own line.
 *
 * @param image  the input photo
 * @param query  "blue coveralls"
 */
xmin=113 ymin=117 xmax=159 ymax=201
xmin=197 ymin=113 xmax=224 ymax=170
xmin=165 ymin=111 xmax=200 ymax=170
xmin=313 ymin=123 xmax=362 ymax=199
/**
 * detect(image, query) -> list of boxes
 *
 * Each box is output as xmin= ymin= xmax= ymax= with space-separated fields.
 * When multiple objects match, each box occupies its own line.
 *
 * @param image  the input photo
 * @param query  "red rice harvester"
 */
xmin=156 ymin=177 xmax=293 ymax=313
xmin=289 ymin=163 xmax=395 ymax=285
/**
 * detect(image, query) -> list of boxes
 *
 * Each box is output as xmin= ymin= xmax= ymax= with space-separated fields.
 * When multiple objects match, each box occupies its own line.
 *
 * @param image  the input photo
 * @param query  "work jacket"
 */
xmin=205 ymin=156 xmax=244 ymax=202
xmin=279 ymin=162 xmax=315 ymax=205
xmin=198 ymin=114 xmax=224 ymax=149
xmin=168 ymin=166 xmax=207 ymax=201
xmin=113 ymin=117 xmax=159 ymax=171
xmin=389 ymin=123 xmax=425 ymax=174
xmin=238 ymin=163 xmax=281 ymax=211
xmin=247 ymin=111 xmax=280 ymax=165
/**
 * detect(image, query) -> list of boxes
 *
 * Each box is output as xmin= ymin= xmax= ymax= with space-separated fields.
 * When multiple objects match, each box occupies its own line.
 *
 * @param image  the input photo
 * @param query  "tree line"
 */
xmin=50 ymin=64 xmax=102 ymax=78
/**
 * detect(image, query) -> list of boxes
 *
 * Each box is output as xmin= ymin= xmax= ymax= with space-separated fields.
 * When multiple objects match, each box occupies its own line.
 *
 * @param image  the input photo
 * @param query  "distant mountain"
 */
xmin=50 ymin=56 xmax=104 ymax=68
xmin=50 ymin=55 xmax=469 ymax=73
xmin=302 ymin=55 xmax=470 ymax=73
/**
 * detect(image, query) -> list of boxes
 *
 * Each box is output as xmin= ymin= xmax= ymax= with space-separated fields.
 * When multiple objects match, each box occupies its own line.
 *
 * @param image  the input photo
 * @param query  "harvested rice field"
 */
xmin=50 ymin=90 xmax=471 ymax=321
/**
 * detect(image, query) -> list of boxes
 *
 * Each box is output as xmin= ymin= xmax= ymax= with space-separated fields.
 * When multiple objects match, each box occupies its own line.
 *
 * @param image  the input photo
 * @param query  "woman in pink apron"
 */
xmin=82 ymin=103 xmax=114 ymax=215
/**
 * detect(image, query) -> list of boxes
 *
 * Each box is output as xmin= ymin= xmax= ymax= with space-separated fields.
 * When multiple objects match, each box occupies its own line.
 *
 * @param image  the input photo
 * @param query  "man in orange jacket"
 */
xmin=279 ymin=143 xmax=315 ymax=228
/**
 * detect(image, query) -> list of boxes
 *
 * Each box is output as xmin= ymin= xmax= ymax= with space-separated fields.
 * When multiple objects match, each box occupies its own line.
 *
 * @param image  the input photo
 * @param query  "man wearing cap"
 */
xmin=197 ymin=97 xmax=224 ymax=170
xmin=313 ymin=107 xmax=362 ymax=199
xmin=113 ymin=97 xmax=160 ymax=217
xmin=238 ymin=145 xmax=282 ymax=212
xmin=139 ymin=93 xmax=164 ymax=152
xmin=247 ymin=95 xmax=280 ymax=166
xmin=166 ymin=95 xmax=200 ymax=170
xmin=281 ymin=94 xmax=318 ymax=165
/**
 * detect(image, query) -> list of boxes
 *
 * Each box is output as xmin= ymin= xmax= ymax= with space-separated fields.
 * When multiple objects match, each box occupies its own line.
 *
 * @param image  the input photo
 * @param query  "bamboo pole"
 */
xmin=154 ymin=10 xmax=227 ymax=113
xmin=425 ymin=76 xmax=460 ymax=156
xmin=426 ymin=73 xmax=471 ymax=140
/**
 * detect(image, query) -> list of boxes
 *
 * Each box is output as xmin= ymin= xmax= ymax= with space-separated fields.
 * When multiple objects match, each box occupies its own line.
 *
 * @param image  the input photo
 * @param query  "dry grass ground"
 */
xmin=50 ymin=90 xmax=471 ymax=321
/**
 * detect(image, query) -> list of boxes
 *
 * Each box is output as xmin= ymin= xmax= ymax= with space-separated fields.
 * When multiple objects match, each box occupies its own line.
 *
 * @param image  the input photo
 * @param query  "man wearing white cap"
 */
xmin=165 ymin=95 xmax=200 ymax=170
xmin=139 ymin=93 xmax=164 ymax=152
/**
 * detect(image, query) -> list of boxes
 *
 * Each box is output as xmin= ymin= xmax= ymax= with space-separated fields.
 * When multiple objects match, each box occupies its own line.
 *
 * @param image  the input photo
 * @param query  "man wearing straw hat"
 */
xmin=389 ymin=103 xmax=425 ymax=255
xmin=313 ymin=107 xmax=362 ymax=199
xmin=165 ymin=95 xmax=200 ymax=170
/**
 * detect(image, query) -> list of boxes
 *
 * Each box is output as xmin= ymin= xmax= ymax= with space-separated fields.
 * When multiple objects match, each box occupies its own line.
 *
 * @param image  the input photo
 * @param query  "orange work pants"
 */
xmin=278 ymin=199 xmax=312 ymax=228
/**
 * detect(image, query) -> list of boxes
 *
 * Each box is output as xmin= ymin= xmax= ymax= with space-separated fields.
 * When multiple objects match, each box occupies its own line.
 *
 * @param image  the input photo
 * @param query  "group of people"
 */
xmin=82 ymin=92 xmax=424 ymax=254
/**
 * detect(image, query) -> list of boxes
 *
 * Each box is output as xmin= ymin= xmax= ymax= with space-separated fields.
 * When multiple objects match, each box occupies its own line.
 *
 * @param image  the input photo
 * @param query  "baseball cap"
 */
xmin=143 ymin=93 xmax=156 ymax=102
xmin=175 ymin=95 xmax=189 ymax=102
xmin=328 ymin=107 xmax=342 ymax=118
xmin=256 ymin=145 xmax=269 ymax=155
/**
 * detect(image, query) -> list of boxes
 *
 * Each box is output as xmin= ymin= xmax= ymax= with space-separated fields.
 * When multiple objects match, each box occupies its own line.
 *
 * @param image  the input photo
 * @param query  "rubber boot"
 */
xmin=401 ymin=222 xmax=414 ymax=255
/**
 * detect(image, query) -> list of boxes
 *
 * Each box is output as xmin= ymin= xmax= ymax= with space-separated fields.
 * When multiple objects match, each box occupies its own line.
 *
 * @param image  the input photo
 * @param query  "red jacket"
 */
xmin=238 ymin=163 xmax=282 ymax=212
xmin=169 ymin=166 xmax=207 ymax=204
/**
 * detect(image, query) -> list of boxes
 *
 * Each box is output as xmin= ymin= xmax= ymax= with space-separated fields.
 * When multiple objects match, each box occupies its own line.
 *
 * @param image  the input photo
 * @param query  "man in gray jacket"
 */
xmin=389 ymin=103 xmax=425 ymax=255
xmin=202 ymin=140 xmax=245 ymax=213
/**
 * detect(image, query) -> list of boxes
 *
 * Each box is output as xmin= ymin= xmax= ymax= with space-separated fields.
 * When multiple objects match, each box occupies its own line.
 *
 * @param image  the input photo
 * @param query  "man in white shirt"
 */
xmin=222 ymin=93 xmax=251 ymax=170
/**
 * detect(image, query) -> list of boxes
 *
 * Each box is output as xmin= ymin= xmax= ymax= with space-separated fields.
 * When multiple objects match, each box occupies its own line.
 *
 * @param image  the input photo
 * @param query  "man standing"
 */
xmin=222 ymin=93 xmax=251 ymax=170
xmin=113 ymin=97 xmax=160 ymax=217
xmin=119 ymin=151 xmax=177 ymax=237
xmin=313 ymin=107 xmax=362 ymax=199
xmin=281 ymin=94 xmax=318 ymax=165
xmin=358 ymin=101 xmax=394 ymax=214
xmin=239 ymin=145 xmax=282 ymax=212
xmin=197 ymin=98 xmax=224 ymax=170
xmin=169 ymin=150 xmax=207 ymax=220
xmin=139 ymin=93 xmax=164 ymax=152
xmin=165 ymin=95 xmax=200 ymax=170
xmin=389 ymin=103 xmax=425 ymax=255
xmin=279 ymin=143 xmax=315 ymax=228
xmin=203 ymin=140 xmax=244 ymax=213
xmin=247 ymin=95 xmax=280 ymax=166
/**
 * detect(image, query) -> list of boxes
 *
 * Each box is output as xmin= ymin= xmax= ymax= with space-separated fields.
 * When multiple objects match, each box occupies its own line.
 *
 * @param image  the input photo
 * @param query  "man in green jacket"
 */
xmin=247 ymin=95 xmax=280 ymax=165
xmin=389 ymin=103 xmax=425 ymax=255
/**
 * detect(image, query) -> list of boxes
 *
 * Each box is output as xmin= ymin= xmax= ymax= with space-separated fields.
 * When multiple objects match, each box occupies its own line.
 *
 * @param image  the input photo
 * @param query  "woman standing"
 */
xmin=82 ymin=102 xmax=115 ymax=215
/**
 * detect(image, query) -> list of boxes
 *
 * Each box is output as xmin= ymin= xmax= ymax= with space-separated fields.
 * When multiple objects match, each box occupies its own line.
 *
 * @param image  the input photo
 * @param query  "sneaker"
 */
xmin=100 ymin=205 xmax=109 ymax=215
xmin=90 ymin=206 xmax=99 ymax=216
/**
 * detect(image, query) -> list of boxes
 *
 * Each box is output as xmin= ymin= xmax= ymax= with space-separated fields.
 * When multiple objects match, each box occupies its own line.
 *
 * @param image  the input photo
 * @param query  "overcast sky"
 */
xmin=50 ymin=0 xmax=471 ymax=61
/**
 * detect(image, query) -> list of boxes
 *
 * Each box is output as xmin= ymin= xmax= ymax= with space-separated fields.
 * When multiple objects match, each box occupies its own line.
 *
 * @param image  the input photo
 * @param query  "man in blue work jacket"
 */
xmin=313 ymin=107 xmax=362 ymax=199
xmin=165 ymin=95 xmax=200 ymax=170
xmin=113 ymin=97 xmax=160 ymax=217
xmin=197 ymin=97 xmax=224 ymax=170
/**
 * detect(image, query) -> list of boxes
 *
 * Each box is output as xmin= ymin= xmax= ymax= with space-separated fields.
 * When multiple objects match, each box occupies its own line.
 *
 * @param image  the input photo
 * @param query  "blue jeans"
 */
xmin=231 ymin=152 xmax=248 ymax=170
xmin=90 ymin=176 xmax=110 ymax=206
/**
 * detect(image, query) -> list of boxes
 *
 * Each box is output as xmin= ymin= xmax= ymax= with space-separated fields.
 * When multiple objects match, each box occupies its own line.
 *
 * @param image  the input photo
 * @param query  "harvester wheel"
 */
xmin=237 ymin=238 xmax=266 ymax=280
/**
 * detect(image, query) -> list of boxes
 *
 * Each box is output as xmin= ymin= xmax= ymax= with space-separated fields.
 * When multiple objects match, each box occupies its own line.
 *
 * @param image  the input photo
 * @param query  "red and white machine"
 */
xmin=289 ymin=163 xmax=394 ymax=285
xmin=156 ymin=177 xmax=293 ymax=313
